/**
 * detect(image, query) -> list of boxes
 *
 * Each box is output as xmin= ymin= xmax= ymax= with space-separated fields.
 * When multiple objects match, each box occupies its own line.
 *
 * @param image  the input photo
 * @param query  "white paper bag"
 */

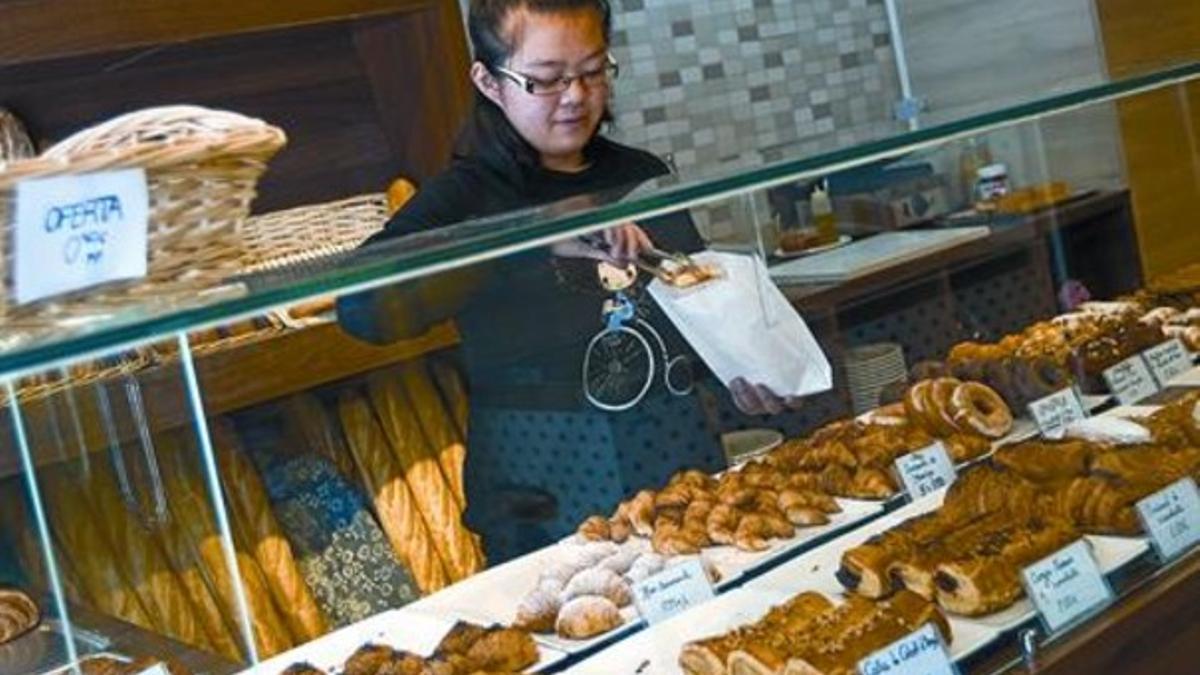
xmin=649 ymin=251 xmax=832 ymax=398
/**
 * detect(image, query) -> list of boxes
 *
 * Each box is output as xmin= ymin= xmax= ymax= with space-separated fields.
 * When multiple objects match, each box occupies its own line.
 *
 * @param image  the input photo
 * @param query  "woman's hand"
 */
xmin=729 ymin=378 xmax=806 ymax=416
xmin=551 ymin=223 xmax=653 ymax=264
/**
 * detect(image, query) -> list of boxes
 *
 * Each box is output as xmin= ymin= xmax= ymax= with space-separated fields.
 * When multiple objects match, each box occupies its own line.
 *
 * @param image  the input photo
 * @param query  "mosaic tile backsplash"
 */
xmin=605 ymin=1 xmax=904 ymax=168
xmin=604 ymin=0 xmax=905 ymax=239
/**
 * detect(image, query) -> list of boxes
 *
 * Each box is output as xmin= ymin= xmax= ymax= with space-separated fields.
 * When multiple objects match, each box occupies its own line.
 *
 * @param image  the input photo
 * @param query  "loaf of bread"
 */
xmin=397 ymin=361 xmax=468 ymax=513
xmin=156 ymin=434 xmax=294 ymax=658
xmin=430 ymin=357 xmax=470 ymax=440
xmin=41 ymin=469 xmax=156 ymax=631
xmin=84 ymin=461 xmax=213 ymax=651
xmin=211 ymin=418 xmax=329 ymax=643
xmin=367 ymin=371 xmax=483 ymax=581
xmin=141 ymin=445 xmax=244 ymax=661
xmin=280 ymin=394 xmax=358 ymax=481
xmin=338 ymin=389 xmax=449 ymax=593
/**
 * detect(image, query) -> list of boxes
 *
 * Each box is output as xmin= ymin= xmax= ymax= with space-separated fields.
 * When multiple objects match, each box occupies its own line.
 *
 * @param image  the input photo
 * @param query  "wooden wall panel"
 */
xmin=1095 ymin=0 xmax=1200 ymax=279
xmin=0 ymin=2 xmax=471 ymax=211
xmin=0 ymin=0 xmax=427 ymax=66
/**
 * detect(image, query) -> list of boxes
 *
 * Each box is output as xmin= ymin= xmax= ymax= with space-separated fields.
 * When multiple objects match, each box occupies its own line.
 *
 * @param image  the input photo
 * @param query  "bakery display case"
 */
xmin=1 ymin=1 xmax=1200 ymax=673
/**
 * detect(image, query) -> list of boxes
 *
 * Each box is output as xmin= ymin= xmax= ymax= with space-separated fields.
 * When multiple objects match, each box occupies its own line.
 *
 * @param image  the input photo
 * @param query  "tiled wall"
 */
xmin=607 ymin=0 xmax=903 ymax=172
xmin=604 ymin=0 xmax=905 ymax=239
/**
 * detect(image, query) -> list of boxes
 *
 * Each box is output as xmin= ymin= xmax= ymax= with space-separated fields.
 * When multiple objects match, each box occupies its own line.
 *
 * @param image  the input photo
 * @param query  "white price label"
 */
xmin=1143 ymin=339 xmax=1191 ymax=387
xmin=1021 ymin=539 xmax=1114 ymax=634
xmin=14 ymin=169 xmax=149 ymax=304
xmin=895 ymin=442 xmax=958 ymax=499
xmin=1136 ymin=477 xmax=1200 ymax=562
xmin=858 ymin=623 xmax=957 ymax=675
xmin=632 ymin=558 xmax=714 ymax=625
xmin=1102 ymin=355 xmax=1160 ymax=405
xmin=135 ymin=665 xmax=171 ymax=675
xmin=1028 ymin=387 xmax=1088 ymax=439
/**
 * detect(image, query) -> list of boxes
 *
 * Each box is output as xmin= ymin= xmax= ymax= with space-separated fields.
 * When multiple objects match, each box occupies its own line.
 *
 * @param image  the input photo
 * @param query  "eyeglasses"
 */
xmin=494 ymin=54 xmax=619 ymax=96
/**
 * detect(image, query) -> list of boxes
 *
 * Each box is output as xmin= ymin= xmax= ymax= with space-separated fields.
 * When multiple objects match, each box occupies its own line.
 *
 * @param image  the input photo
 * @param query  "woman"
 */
xmin=344 ymin=0 xmax=804 ymax=562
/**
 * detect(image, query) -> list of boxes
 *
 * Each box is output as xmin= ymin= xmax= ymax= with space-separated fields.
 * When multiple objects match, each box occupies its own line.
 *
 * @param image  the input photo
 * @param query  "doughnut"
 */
xmin=950 ymin=382 xmax=1013 ymax=438
xmin=904 ymin=380 xmax=934 ymax=433
xmin=949 ymin=358 xmax=987 ymax=384
xmin=947 ymin=342 xmax=984 ymax=364
xmin=980 ymin=358 xmax=1021 ymax=408
xmin=930 ymin=377 xmax=964 ymax=435
xmin=1016 ymin=357 xmax=1072 ymax=402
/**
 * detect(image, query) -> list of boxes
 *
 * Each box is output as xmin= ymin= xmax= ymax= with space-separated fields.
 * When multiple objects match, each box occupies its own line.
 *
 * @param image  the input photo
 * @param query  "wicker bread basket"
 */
xmin=0 ymin=105 xmax=286 ymax=321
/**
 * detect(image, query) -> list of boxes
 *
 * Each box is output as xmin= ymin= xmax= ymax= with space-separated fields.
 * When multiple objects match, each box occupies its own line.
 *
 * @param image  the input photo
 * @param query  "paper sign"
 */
xmin=632 ymin=558 xmax=715 ymax=625
xmin=14 ymin=169 xmax=149 ymax=304
xmin=1021 ymin=539 xmax=1114 ymax=634
xmin=1143 ymin=339 xmax=1191 ymax=387
xmin=1028 ymin=387 xmax=1088 ymax=439
xmin=858 ymin=623 xmax=957 ymax=675
xmin=1102 ymin=355 xmax=1160 ymax=405
xmin=135 ymin=665 xmax=171 ymax=675
xmin=895 ymin=442 xmax=957 ymax=499
xmin=1136 ymin=477 xmax=1200 ymax=562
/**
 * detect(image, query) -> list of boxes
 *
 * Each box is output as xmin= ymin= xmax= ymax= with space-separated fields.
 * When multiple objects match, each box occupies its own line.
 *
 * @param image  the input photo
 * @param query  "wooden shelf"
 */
xmin=0 ymin=320 xmax=460 ymax=479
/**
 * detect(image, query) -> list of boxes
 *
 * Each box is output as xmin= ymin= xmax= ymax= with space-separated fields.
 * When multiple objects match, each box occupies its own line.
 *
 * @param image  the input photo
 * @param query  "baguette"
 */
xmin=398 ymin=361 xmax=468 ymax=512
xmin=338 ymin=390 xmax=449 ymax=593
xmin=41 ymin=469 xmax=156 ymax=631
xmin=83 ymin=462 xmax=211 ymax=651
xmin=281 ymin=394 xmax=358 ymax=481
xmin=430 ymin=357 xmax=470 ymax=439
xmin=157 ymin=435 xmax=293 ymax=658
xmin=212 ymin=419 xmax=329 ymax=643
xmin=367 ymin=371 xmax=483 ymax=581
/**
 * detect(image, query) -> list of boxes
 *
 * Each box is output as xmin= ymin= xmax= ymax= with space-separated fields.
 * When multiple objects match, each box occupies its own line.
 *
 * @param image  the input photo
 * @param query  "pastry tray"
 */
xmin=236 ymin=608 xmax=566 ymax=675
xmin=408 ymin=499 xmax=885 ymax=655
xmin=574 ymin=485 xmax=1149 ymax=674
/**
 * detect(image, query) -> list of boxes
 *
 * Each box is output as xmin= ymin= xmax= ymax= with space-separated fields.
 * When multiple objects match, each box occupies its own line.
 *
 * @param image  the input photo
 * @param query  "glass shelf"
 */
xmin=1 ymin=59 xmax=1198 ymax=380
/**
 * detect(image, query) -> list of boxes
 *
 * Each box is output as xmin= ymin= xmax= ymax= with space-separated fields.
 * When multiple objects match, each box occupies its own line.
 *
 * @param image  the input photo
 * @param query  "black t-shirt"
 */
xmin=367 ymin=137 xmax=703 ymax=409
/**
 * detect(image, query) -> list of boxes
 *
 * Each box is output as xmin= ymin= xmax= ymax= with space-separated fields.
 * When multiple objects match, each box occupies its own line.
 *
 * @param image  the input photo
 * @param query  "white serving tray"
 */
xmin=768 ymin=227 xmax=990 ymax=284
xmin=236 ymin=607 xmax=566 ymax=675
xmin=569 ymin=583 xmax=997 ymax=674
xmin=409 ymin=498 xmax=884 ymax=655
xmin=747 ymin=487 xmax=1148 ymax=635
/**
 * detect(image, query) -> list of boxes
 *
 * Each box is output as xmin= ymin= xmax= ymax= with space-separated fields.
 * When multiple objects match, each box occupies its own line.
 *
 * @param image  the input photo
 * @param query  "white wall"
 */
xmin=898 ymin=0 xmax=1125 ymax=195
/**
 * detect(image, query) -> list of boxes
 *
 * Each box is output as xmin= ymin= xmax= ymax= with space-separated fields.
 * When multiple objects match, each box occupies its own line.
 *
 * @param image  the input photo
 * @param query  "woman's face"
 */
xmin=475 ymin=8 xmax=610 ymax=171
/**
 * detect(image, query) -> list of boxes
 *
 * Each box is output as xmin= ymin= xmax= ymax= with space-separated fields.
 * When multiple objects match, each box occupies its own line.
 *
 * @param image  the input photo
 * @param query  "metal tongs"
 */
xmin=583 ymin=233 xmax=710 ymax=286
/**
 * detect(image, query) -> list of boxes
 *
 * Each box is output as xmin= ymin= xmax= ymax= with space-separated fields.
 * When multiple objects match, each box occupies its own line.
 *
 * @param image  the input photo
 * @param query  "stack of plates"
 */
xmin=843 ymin=342 xmax=907 ymax=414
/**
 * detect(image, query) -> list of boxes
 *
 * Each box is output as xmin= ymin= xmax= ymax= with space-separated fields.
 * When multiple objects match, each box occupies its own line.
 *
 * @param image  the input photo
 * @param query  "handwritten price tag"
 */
xmin=1021 ymin=539 xmax=1114 ymax=634
xmin=1102 ymin=355 xmax=1160 ymax=405
xmin=858 ymin=623 xmax=957 ymax=675
xmin=1143 ymin=339 xmax=1191 ymax=387
xmin=1028 ymin=387 xmax=1088 ymax=439
xmin=895 ymin=442 xmax=958 ymax=499
xmin=14 ymin=169 xmax=149 ymax=304
xmin=632 ymin=558 xmax=714 ymax=626
xmin=1136 ymin=477 xmax=1200 ymax=562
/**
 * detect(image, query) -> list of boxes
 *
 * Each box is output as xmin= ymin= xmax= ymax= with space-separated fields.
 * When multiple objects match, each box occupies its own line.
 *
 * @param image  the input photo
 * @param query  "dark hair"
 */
xmin=457 ymin=0 xmax=613 ymax=182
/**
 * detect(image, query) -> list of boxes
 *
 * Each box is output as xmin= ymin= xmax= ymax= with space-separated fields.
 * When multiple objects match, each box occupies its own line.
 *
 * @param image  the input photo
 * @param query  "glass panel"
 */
xmin=0 ymin=62 xmax=1197 ymax=382
xmin=2 ymin=339 xmax=254 ymax=673
xmin=182 ymin=80 xmax=1200 ymax=671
